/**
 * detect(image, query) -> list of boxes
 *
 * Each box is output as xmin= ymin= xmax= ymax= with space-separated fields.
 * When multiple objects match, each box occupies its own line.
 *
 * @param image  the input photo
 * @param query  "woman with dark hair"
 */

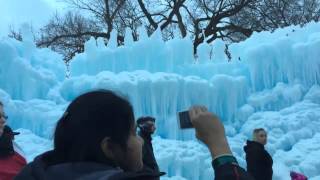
xmin=15 ymin=90 xmax=253 ymax=180
xmin=15 ymin=90 xmax=153 ymax=180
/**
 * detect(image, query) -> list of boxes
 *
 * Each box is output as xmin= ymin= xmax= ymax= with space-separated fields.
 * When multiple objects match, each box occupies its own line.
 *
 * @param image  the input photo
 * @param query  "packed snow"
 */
xmin=1 ymin=21 xmax=320 ymax=179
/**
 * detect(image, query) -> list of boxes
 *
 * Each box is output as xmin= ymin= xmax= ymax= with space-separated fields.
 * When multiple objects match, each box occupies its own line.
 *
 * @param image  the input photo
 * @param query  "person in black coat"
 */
xmin=15 ymin=90 xmax=254 ymax=180
xmin=137 ymin=116 xmax=160 ymax=174
xmin=244 ymin=128 xmax=273 ymax=180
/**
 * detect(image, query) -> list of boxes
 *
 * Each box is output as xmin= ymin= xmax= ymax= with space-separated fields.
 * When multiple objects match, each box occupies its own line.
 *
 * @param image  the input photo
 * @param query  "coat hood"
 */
xmin=244 ymin=140 xmax=265 ymax=153
xmin=15 ymin=151 xmax=163 ymax=180
xmin=23 ymin=151 xmax=121 ymax=180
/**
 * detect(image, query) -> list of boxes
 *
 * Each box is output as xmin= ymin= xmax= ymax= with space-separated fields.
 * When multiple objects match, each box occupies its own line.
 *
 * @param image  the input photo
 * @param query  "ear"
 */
xmin=101 ymin=137 xmax=115 ymax=160
xmin=252 ymin=134 xmax=257 ymax=141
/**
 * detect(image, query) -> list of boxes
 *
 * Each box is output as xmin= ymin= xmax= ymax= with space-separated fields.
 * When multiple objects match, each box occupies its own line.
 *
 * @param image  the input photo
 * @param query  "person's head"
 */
xmin=51 ymin=90 xmax=143 ymax=171
xmin=252 ymin=128 xmax=267 ymax=145
xmin=137 ymin=116 xmax=156 ymax=134
xmin=0 ymin=101 xmax=6 ymax=136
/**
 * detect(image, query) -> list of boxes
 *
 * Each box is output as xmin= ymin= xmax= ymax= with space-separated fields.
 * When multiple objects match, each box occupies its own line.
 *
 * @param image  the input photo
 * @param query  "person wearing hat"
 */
xmin=137 ymin=116 xmax=160 ymax=174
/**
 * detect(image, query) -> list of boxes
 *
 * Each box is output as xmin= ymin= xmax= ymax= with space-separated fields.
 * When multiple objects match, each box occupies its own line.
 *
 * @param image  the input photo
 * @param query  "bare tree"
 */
xmin=230 ymin=0 xmax=320 ymax=35
xmin=37 ymin=12 xmax=103 ymax=61
xmin=181 ymin=0 xmax=254 ymax=53
xmin=137 ymin=0 xmax=187 ymax=38
xmin=114 ymin=0 xmax=142 ymax=40
xmin=37 ymin=0 xmax=320 ymax=61
xmin=8 ymin=24 xmax=36 ymax=42
xmin=66 ymin=0 xmax=126 ymax=38
xmin=8 ymin=25 xmax=23 ymax=41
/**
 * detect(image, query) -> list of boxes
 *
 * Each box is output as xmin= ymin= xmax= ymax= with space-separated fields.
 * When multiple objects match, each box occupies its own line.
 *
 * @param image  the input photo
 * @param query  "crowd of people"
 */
xmin=0 ymin=90 xmax=308 ymax=180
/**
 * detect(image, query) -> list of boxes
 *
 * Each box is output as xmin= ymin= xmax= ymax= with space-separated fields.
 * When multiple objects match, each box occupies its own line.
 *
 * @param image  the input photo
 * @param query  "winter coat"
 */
xmin=14 ymin=151 xmax=163 ymax=180
xmin=15 ymin=147 xmax=255 ymax=180
xmin=139 ymin=131 xmax=159 ymax=173
xmin=214 ymin=163 xmax=255 ymax=180
xmin=244 ymin=140 xmax=273 ymax=180
xmin=0 ymin=152 xmax=27 ymax=180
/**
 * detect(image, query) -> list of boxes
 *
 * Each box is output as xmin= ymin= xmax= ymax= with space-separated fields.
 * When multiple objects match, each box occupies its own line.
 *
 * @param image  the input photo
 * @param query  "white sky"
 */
xmin=0 ymin=0 xmax=67 ymax=37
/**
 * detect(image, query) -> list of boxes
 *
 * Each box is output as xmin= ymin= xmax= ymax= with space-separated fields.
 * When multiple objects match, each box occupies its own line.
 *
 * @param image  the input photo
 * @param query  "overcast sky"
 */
xmin=0 ymin=0 xmax=67 ymax=37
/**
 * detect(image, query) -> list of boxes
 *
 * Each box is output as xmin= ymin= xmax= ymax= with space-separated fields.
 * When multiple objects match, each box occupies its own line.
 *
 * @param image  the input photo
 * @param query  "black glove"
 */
xmin=138 ymin=123 xmax=154 ymax=134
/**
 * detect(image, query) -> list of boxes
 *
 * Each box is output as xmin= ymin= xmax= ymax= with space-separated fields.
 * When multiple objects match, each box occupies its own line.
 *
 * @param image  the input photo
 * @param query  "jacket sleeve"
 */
xmin=262 ymin=150 xmax=273 ymax=167
xmin=213 ymin=162 xmax=255 ymax=180
xmin=247 ymin=148 xmax=272 ymax=169
xmin=139 ymin=133 xmax=160 ymax=173
xmin=14 ymin=164 xmax=35 ymax=180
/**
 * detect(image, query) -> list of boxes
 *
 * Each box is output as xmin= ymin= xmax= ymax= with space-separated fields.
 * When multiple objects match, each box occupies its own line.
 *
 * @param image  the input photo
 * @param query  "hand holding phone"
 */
xmin=178 ymin=110 xmax=193 ymax=129
xmin=188 ymin=106 xmax=232 ymax=158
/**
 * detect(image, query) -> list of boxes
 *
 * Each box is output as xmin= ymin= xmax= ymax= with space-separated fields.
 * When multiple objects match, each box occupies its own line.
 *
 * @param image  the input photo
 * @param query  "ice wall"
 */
xmin=70 ymin=34 xmax=194 ymax=76
xmin=70 ymin=22 xmax=320 ymax=92
xmin=66 ymin=22 xmax=320 ymax=139
xmin=0 ymin=89 xmax=65 ymax=138
xmin=0 ymin=37 xmax=65 ymax=100
xmin=13 ymin=85 xmax=320 ymax=179
xmin=1 ymin=22 xmax=320 ymax=140
xmin=49 ymin=71 xmax=248 ymax=139
xmin=229 ymin=22 xmax=320 ymax=91
xmin=1 ymin=21 xmax=320 ymax=179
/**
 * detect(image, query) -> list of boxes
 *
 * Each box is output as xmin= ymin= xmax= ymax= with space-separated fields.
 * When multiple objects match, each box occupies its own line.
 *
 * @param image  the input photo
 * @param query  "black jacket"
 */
xmin=15 ymin=149 xmax=254 ymax=180
xmin=138 ymin=131 xmax=159 ymax=173
xmin=214 ymin=163 xmax=255 ymax=180
xmin=244 ymin=140 xmax=273 ymax=180
xmin=14 ymin=151 xmax=162 ymax=180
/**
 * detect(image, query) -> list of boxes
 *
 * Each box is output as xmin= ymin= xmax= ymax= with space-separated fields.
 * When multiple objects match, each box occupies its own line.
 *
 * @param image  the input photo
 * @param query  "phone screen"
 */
xmin=178 ymin=110 xmax=193 ymax=129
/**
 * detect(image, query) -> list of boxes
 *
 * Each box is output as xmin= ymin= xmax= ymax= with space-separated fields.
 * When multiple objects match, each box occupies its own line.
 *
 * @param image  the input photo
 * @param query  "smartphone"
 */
xmin=178 ymin=110 xmax=193 ymax=129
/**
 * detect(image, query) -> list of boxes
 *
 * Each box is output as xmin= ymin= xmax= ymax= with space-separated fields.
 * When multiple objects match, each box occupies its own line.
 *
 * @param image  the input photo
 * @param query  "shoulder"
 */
xmin=13 ymin=152 xmax=27 ymax=164
xmin=108 ymin=170 xmax=163 ymax=180
xmin=14 ymin=162 xmax=34 ymax=180
xmin=215 ymin=163 xmax=255 ymax=180
xmin=75 ymin=163 xmax=162 ymax=180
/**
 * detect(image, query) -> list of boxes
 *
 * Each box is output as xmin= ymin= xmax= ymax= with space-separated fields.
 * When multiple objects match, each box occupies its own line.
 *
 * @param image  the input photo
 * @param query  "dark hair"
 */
xmin=253 ymin=128 xmax=266 ymax=134
xmin=252 ymin=128 xmax=266 ymax=140
xmin=137 ymin=116 xmax=155 ymax=125
xmin=48 ymin=90 xmax=135 ymax=165
xmin=0 ymin=100 xmax=3 ymax=107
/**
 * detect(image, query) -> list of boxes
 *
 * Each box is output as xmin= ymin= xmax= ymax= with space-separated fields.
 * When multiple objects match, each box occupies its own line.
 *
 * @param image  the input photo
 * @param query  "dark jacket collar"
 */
xmin=23 ymin=151 xmax=162 ymax=180
xmin=244 ymin=140 xmax=265 ymax=152
xmin=28 ymin=151 xmax=119 ymax=180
